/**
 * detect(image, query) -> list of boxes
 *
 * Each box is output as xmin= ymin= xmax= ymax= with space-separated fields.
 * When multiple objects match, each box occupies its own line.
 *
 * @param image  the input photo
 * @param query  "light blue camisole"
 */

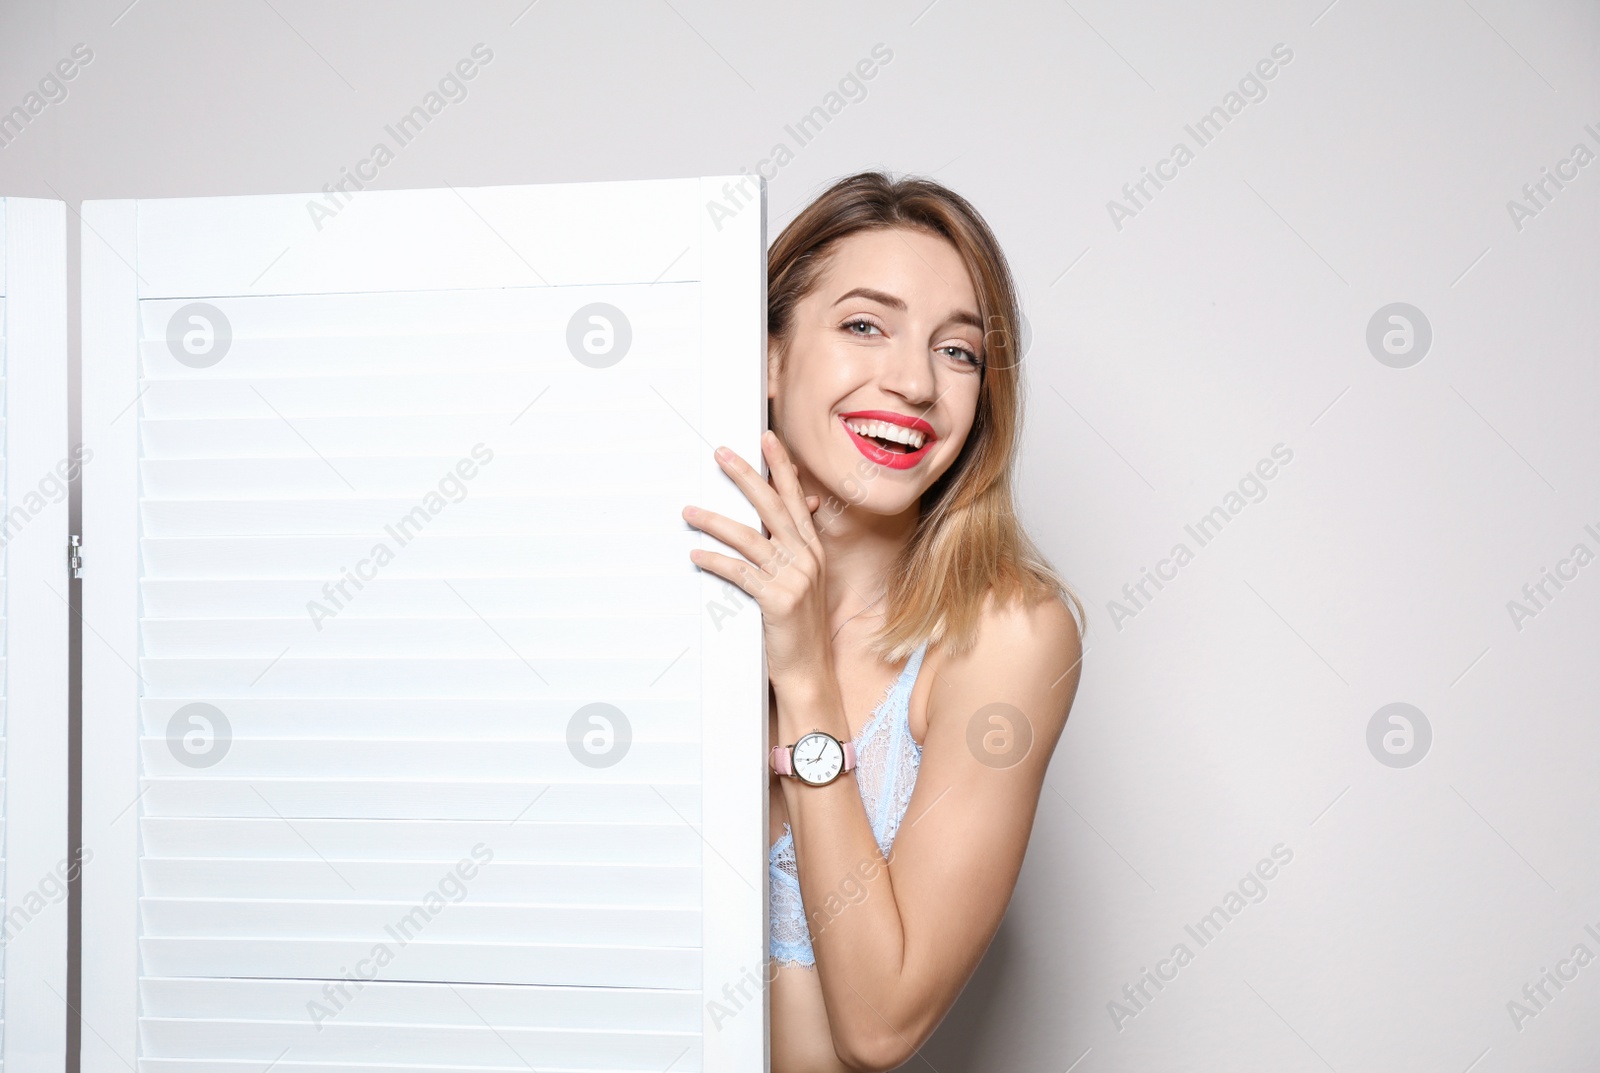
xmin=769 ymin=640 xmax=930 ymax=968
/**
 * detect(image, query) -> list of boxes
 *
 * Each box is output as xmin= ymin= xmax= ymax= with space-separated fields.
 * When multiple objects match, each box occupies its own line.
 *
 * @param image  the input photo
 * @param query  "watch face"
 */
xmin=792 ymin=732 xmax=845 ymax=785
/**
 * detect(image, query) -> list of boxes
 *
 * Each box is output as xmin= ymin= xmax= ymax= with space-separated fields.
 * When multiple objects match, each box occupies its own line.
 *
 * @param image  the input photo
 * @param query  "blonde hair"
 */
xmin=768 ymin=171 xmax=1086 ymax=661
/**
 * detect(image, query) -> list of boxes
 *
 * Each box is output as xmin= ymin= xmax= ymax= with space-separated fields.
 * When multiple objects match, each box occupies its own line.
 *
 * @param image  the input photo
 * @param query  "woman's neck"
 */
xmin=811 ymin=491 xmax=919 ymax=628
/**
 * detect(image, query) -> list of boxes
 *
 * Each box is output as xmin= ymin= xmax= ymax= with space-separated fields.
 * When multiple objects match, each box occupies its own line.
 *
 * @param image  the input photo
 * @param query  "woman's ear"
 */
xmin=766 ymin=341 xmax=781 ymax=400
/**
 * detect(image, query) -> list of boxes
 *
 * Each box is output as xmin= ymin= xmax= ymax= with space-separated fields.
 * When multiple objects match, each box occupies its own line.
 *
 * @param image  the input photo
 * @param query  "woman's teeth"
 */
xmin=844 ymin=418 xmax=926 ymax=452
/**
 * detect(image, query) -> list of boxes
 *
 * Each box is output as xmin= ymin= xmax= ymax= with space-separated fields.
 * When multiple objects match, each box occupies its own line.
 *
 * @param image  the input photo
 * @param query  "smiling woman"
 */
xmin=681 ymin=171 xmax=1087 ymax=1071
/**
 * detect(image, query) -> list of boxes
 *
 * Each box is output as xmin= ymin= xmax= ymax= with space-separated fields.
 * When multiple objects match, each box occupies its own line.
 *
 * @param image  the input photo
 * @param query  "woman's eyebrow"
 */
xmin=833 ymin=286 xmax=906 ymax=310
xmin=832 ymin=286 xmax=983 ymax=331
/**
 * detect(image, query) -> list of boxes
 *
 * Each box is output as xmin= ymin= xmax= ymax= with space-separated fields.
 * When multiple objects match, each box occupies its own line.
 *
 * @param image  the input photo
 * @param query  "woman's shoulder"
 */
xmin=976 ymin=584 xmax=1082 ymax=657
xmin=923 ymin=585 xmax=1084 ymax=740
xmin=951 ymin=583 xmax=1083 ymax=678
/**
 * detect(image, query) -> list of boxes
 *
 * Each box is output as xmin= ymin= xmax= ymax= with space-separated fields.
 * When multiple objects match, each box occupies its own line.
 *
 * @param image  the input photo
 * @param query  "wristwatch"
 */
xmin=771 ymin=731 xmax=856 ymax=787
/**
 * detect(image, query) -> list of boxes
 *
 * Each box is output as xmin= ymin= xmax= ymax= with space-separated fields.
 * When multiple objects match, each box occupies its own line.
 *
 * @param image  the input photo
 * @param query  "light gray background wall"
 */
xmin=2 ymin=1 xmax=1596 ymax=1070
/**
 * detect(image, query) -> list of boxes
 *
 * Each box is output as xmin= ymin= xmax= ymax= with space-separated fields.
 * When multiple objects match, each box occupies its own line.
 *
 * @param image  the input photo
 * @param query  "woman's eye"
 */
xmin=843 ymin=319 xmax=980 ymax=367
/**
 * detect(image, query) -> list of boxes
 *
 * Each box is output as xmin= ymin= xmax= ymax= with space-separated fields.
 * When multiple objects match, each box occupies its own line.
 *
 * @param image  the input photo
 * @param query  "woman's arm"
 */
xmin=781 ymin=592 xmax=1082 ymax=1071
xmin=683 ymin=431 xmax=1084 ymax=1070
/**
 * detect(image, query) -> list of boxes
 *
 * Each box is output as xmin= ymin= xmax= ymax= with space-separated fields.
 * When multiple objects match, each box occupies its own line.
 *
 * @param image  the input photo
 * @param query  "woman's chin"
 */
xmin=816 ymin=488 xmax=922 ymax=524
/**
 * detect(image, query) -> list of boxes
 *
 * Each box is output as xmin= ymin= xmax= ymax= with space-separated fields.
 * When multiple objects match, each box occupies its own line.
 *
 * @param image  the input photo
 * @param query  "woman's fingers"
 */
xmin=761 ymin=431 xmax=819 ymax=545
xmin=687 ymin=546 xmax=761 ymax=597
xmin=683 ymin=505 xmax=780 ymax=575
xmin=695 ymin=438 xmax=824 ymax=593
xmin=713 ymin=444 xmax=801 ymax=544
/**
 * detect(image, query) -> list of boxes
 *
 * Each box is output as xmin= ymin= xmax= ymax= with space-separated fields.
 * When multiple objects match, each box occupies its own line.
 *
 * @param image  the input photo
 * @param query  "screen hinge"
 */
xmin=69 ymin=534 xmax=83 ymax=578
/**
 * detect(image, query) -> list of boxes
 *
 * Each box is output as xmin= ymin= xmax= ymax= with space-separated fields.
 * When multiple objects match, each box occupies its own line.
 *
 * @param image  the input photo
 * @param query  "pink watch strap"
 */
xmin=770 ymin=740 xmax=855 ymax=777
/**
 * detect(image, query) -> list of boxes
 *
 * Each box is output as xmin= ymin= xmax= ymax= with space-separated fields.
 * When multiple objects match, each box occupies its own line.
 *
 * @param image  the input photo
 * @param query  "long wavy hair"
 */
xmin=767 ymin=170 xmax=1086 ymax=661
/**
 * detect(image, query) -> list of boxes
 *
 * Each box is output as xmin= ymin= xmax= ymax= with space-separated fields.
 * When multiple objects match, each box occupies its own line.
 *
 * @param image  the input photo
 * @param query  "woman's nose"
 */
xmin=877 ymin=343 xmax=936 ymax=405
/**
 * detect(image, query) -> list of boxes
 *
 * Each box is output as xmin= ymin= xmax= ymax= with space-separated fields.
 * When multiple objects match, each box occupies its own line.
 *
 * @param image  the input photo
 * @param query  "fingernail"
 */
xmin=715 ymin=446 xmax=732 ymax=461
xmin=683 ymin=505 xmax=699 ymax=519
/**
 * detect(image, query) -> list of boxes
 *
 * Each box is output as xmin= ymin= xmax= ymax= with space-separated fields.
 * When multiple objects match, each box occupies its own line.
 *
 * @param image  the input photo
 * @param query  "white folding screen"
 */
xmin=0 ymin=198 xmax=71 ymax=1073
xmin=81 ymin=178 xmax=768 ymax=1072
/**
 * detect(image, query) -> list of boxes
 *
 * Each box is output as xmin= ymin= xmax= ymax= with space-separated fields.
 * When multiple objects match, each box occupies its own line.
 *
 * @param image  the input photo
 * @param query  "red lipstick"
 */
xmin=838 ymin=410 xmax=937 ymax=470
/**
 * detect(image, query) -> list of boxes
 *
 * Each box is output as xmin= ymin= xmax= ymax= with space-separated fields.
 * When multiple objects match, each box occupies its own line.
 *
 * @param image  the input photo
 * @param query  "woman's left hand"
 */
xmin=682 ymin=430 xmax=831 ymax=689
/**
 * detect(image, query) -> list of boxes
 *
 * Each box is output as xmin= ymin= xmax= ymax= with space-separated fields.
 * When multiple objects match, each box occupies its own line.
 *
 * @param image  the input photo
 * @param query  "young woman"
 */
xmin=683 ymin=171 xmax=1085 ymax=1072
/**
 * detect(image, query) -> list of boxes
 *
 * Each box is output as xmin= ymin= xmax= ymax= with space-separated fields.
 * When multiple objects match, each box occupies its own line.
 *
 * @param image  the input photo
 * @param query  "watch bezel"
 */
xmin=790 ymin=731 xmax=846 ymax=786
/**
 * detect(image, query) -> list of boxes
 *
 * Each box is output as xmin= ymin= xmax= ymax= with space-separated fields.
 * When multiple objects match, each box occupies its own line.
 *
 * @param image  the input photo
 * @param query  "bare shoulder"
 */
xmin=925 ymin=587 xmax=1085 ymax=750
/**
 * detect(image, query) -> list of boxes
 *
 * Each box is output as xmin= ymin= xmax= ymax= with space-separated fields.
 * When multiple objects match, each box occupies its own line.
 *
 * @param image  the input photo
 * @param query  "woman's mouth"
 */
xmin=839 ymin=411 xmax=937 ymax=470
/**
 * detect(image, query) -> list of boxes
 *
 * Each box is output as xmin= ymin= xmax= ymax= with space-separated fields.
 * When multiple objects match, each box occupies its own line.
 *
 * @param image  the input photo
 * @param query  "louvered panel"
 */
xmin=141 ymin=937 xmax=699 ymax=989
xmin=141 ymin=615 xmax=702 ymax=659
xmin=83 ymin=179 xmax=766 ymax=1073
xmin=134 ymin=274 xmax=697 ymax=352
xmin=139 ymin=784 xmax=699 ymax=821
xmin=142 ymin=533 xmax=696 ymax=575
xmin=141 ymin=449 xmax=698 ymax=496
xmin=138 ymin=696 xmax=701 ymax=737
xmin=137 ymin=973 xmax=705 ymax=1073
xmin=142 ymin=494 xmax=694 ymax=536
xmin=141 ymin=859 xmax=699 ymax=901
xmin=142 ymin=898 xmax=699 ymax=946
xmin=141 ymin=575 xmax=699 ymax=617
xmin=138 ymin=656 xmax=701 ymax=697
xmin=132 ymin=318 xmax=700 ymax=373
xmin=139 ymin=367 xmax=702 ymax=419
xmin=141 ymin=818 xmax=701 ymax=862
xmin=139 ymin=739 xmax=700 ymax=779
xmin=135 ymin=327 xmax=701 ymax=369
xmin=0 ymin=197 xmax=70 ymax=1073
xmin=141 ymin=976 xmax=699 ymax=1026
xmin=139 ymin=1062 xmax=632 ymax=1073
xmin=136 ymin=1061 xmax=676 ymax=1073
xmin=139 ymin=1018 xmax=701 ymax=1072
xmin=144 ymin=409 xmax=698 ymax=456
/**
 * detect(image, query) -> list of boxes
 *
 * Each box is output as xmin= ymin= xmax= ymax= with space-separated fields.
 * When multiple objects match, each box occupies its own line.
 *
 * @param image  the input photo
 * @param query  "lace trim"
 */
xmin=852 ymin=641 xmax=928 ymax=856
xmin=768 ymin=827 xmax=815 ymax=968
xmin=767 ymin=642 xmax=928 ymax=967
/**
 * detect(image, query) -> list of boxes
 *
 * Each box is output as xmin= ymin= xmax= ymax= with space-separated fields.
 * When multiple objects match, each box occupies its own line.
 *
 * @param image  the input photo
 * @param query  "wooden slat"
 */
xmin=139 ymin=1017 xmax=702 ymax=1071
xmin=140 ymin=975 xmax=699 ymax=1026
xmin=136 ymin=655 xmax=701 ymax=697
xmin=142 ymin=409 xmax=698 ymax=457
xmin=140 ymin=576 xmax=700 ymax=618
xmin=135 ymin=368 xmax=702 ymax=419
xmin=140 ymin=818 xmax=701 ymax=862
xmin=138 ymin=738 xmax=700 ymax=779
xmin=139 ymin=782 xmax=701 ymax=822
xmin=140 ymin=897 xmax=699 ymax=946
xmin=137 ymin=696 xmax=700 ymax=738
xmin=138 ymin=452 xmax=698 ymax=498
xmin=140 ymin=859 xmax=699 ymax=902
xmin=140 ymin=936 xmax=698 ymax=989
xmin=139 ymin=615 xmax=702 ymax=658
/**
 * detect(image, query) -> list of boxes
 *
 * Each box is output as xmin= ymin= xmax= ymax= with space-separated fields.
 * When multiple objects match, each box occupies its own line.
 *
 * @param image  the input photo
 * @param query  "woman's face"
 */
xmin=769 ymin=226 xmax=985 ymax=518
